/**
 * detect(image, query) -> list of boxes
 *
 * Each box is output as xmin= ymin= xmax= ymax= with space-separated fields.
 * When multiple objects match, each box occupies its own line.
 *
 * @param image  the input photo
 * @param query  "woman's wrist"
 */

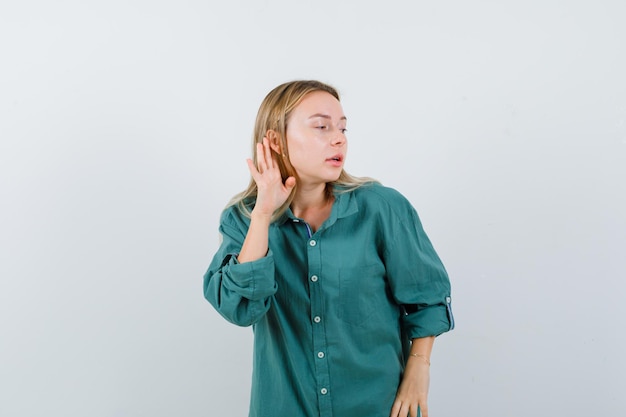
xmin=408 ymin=353 xmax=431 ymax=366
xmin=250 ymin=209 xmax=273 ymax=223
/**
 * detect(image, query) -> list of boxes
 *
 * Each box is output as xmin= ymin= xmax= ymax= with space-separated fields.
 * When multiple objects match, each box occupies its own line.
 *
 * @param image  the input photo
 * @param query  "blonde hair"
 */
xmin=228 ymin=80 xmax=377 ymax=221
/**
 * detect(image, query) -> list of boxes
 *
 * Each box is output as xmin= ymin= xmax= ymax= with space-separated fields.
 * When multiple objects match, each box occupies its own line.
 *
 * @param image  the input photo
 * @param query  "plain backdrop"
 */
xmin=1 ymin=1 xmax=625 ymax=416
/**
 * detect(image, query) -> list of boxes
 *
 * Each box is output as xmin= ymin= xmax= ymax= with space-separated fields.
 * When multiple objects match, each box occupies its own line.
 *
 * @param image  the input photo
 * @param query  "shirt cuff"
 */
xmin=402 ymin=296 xmax=455 ymax=338
xmin=221 ymin=252 xmax=277 ymax=301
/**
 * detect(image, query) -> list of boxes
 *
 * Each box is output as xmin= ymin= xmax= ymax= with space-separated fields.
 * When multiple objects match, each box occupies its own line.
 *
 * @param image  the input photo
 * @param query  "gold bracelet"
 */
xmin=409 ymin=353 xmax=431 ymax=365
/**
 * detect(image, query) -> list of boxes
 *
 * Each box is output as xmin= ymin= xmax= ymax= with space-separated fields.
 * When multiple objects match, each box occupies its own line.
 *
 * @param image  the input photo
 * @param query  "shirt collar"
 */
xmin=276 ymin=187 xmax=359 ymax=228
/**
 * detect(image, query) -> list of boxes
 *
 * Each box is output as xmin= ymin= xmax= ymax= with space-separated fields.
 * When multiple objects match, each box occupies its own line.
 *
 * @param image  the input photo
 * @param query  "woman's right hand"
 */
xmin=246 ymin=137 xmax=296 ymax=218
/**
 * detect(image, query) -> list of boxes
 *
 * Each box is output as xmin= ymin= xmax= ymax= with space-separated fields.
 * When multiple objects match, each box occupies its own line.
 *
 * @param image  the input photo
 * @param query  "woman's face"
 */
xmin=284 ymin=91 xmax=348 ymax=187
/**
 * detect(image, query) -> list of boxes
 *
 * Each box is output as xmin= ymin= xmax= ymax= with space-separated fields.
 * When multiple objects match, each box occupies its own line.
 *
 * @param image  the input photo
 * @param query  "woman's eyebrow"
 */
xmin=308 ymin=113 xmax=348 ymax=121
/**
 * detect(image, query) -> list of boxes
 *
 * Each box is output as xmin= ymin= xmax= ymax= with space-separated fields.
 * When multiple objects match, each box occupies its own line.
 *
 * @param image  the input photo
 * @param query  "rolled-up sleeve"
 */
xmin=203 ymin=209 xmax=277 ymax=327
xmin=382 ymin=195 xmax=454 ymax=339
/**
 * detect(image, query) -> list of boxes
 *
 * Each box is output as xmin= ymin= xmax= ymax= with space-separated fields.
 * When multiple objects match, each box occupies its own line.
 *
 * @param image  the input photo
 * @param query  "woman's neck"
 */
xmin=291 ymin=183 xmax=333 ymax=231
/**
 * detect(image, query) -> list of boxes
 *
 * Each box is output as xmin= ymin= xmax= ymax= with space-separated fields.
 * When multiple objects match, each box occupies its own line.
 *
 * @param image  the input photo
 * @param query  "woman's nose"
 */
xmin=331 ymin=129 xmax=346 ymax=146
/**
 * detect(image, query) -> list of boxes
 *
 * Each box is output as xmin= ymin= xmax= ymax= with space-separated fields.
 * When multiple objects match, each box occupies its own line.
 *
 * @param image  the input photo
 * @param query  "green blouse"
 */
xmin=204 ymin=183 xmax=454 ymax=417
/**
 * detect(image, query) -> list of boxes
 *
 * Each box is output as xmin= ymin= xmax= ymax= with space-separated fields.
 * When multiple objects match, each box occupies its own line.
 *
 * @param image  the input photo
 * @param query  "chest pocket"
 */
xmin=338 ymin=263 xmax=387 ymax=327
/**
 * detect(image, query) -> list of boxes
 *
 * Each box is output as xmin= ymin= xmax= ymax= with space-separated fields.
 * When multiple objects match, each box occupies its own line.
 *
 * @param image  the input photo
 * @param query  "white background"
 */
xmin=1 ymin=1 xmax=625 ymax=416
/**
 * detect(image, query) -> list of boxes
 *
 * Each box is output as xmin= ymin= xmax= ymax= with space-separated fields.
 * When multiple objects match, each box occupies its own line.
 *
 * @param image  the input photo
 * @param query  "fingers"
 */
xmin=256 ymin=142 xmax=266 ymax=174
xmin=284 ymin=176 xmax=296 ymax=191
xmin=246 ymin=158 xmax=259 ymax=179
xmin=250 ymin=138 xmax=292 ymax=194
xmin=264 ymin=138 xmax=274 ymax=169
xmin=256 ymin=137 xmax=274 ymax=173
xmin=389 ymin=401 xmax=402 ymax=417
xmin=390 ymin=401 xmax=426 ymax=417
xmin=390 ymin=404 xmax=408 ymax=417
xmin=390 ymin=401 xmax=413 ymax=417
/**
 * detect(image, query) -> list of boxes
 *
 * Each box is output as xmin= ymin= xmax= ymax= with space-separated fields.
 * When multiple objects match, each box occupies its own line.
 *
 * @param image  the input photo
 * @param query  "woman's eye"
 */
xmin=317 ymin=125 xmax=327 ymax=130
xmin=341 ymin=128 xmax=348 ymax=134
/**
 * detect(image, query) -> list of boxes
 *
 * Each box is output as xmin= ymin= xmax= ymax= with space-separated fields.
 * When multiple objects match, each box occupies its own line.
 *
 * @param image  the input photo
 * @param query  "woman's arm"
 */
xmin=238 ymin=137 xmax=295 ymax=263
xmin=390 ymin=336 xmax=435 ymax=417
xmin=203 ymin=137 xmax=296 ymax=326
xmin=203 ymin=218 xmax=277 ymax=326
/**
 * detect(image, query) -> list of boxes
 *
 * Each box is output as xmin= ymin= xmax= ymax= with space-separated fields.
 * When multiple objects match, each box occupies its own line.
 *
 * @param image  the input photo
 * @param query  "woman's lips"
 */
xmin=325 ymin=154 xmax=344 ymax=167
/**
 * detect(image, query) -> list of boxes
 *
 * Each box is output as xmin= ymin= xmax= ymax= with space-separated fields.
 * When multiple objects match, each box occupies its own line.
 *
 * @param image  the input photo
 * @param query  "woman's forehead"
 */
xmin=292 ymin=91 xmax=345 ymax=120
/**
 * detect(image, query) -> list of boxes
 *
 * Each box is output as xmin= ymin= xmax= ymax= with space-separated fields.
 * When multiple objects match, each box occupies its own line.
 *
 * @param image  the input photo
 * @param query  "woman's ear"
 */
xmin=266 ymin=130 xmax=282 ymax=154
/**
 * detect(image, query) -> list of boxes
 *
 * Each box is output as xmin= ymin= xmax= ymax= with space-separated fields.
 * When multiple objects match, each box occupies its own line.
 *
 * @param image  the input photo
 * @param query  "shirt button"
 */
xmin=320 ymin=388 xmax=328 ymax=395
xmin=317 ymin=352 xmax=325 ymax=359
xmin=309 ymin=240 xmax=317 ymax=246
xmin=310 ymin=275 xmax=318 ymax=282
xmin=313 ymin=316 xmax=321 ymax=323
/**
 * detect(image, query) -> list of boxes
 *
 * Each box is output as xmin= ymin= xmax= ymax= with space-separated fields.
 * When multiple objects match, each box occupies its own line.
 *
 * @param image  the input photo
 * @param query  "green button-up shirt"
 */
xmin=204 ymin=183 xmax=454 ymax=417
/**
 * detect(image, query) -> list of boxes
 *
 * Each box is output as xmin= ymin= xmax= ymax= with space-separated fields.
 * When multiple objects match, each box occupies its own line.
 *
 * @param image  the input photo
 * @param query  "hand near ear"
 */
xmin=246 ymin=137 xmax=296 ymax=217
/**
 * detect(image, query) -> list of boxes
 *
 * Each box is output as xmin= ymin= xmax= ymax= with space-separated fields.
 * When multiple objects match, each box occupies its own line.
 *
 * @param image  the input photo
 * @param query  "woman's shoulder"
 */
xmin=219 ymin=199 xmax=254 ymax=228
xmin=348 ymin=183 xmax=423 ymax=229
xmin=351 ymin=182 xmax=412 ymax=208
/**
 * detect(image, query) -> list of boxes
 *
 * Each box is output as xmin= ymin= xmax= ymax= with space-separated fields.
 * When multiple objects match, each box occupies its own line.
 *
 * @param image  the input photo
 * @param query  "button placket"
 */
xmin=306 ymin=233 xmax=332 ymax=414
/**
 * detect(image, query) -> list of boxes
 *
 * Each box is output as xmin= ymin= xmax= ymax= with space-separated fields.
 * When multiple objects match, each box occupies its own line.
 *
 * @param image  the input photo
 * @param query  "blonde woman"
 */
xmin=204 ymin=80 xmax=454 ymax=417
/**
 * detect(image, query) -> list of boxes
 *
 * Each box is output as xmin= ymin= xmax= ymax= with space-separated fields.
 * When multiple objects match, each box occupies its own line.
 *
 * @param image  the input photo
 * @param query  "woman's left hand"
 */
xmin=389 ymin=358 xmax=430 ymax=417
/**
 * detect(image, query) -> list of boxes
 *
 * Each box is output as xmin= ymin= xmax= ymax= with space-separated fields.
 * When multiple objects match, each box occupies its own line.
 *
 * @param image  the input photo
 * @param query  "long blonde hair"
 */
xmin=228 ymin=80 xmax=377 ymax=221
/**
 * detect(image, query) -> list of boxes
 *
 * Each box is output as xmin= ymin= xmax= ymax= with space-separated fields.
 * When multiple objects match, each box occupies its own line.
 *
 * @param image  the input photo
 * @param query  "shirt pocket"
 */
xmin=338 ymin=263 xmax=387 ymax=327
